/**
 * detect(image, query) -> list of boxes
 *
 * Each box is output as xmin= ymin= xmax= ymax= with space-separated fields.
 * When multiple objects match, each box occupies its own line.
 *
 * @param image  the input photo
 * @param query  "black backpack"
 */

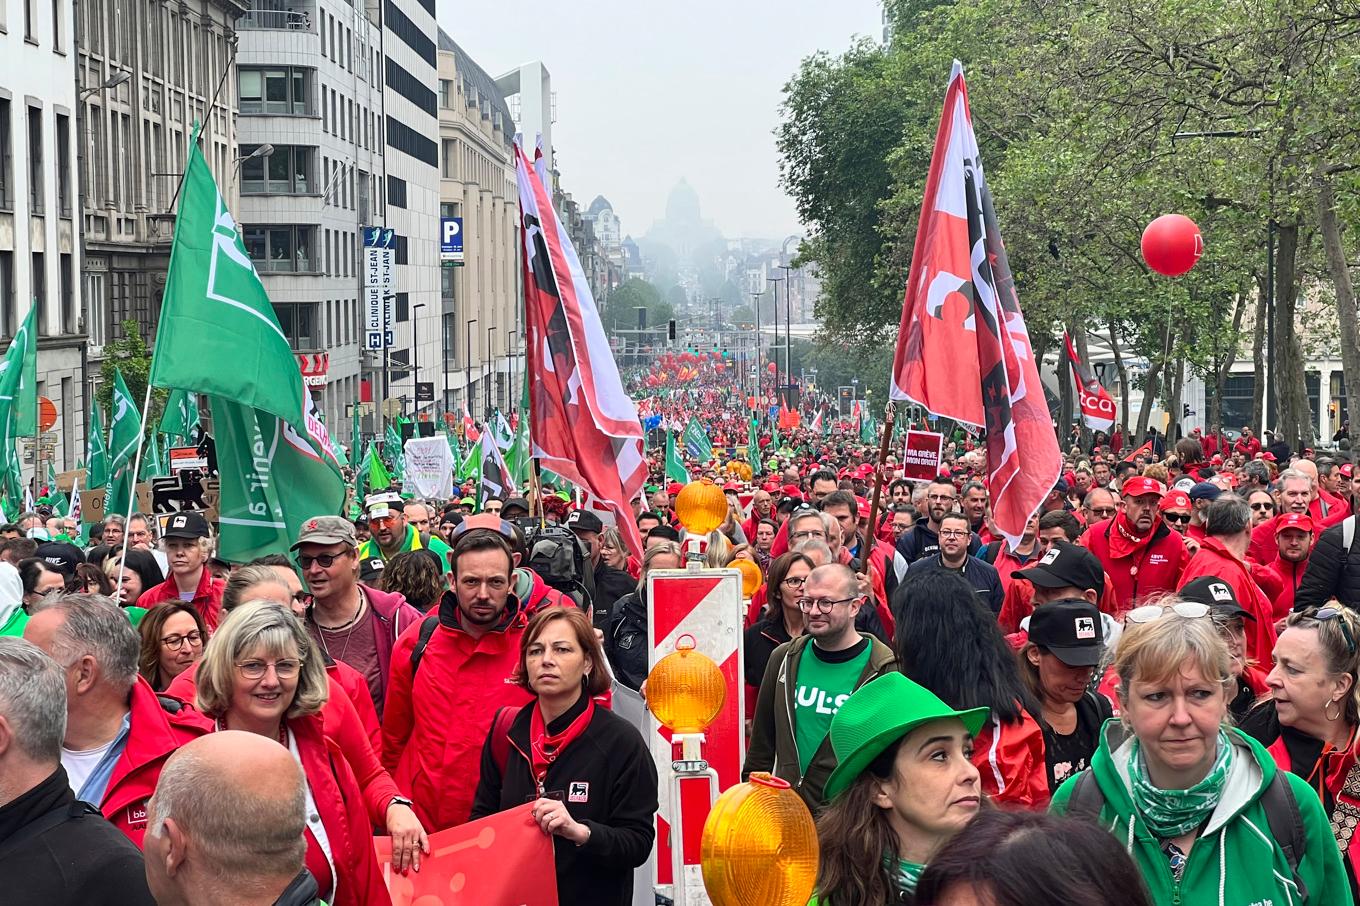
xmin=522 ymin=523 xmax=596 ymax=616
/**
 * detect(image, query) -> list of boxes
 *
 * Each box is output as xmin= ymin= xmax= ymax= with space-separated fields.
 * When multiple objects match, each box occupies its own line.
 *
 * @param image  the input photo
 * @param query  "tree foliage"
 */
xmin=97 ymin=320 xmax=167 ymax=438
xmin=780 ymin=0 xmax=1360 ymax=450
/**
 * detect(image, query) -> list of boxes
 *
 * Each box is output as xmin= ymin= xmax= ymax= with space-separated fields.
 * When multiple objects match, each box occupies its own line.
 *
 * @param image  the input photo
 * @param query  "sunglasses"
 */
xmin=1163 ymin=512 xmax=1191 ymax=524
xmin=1127 ymin=601 xmax=1210 ymax=624
xmin=1310 ymin=607 xmax=1356 ymax=655
xmin=1250 ymin=502 xmax=1275 ymax=511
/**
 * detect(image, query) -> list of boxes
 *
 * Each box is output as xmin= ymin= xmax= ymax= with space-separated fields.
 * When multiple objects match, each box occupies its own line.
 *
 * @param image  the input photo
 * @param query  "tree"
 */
xmin=97 ymin=320 xmax=167 ymax=440
xmin=601 ymin=278 xmax=662 ymax=334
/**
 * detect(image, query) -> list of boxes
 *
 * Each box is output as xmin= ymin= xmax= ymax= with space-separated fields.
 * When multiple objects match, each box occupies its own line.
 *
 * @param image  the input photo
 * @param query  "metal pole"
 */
xmin=780 ymin=265 xmax=793 ymax=401
xmin=412 ymin=303 xmax=425 ymax=418
xmin=464 ymin=318 xmax=477 ymax=421
xmin=750 ymin=291 xmax=761 ymax=407
xmin=767 ymin=276 xmax=783 ymax=407
xmin=486 ymin=326 xmax=497 ymax=419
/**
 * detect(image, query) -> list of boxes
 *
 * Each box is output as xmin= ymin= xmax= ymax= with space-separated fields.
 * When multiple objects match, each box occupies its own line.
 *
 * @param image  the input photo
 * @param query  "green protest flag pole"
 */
xmin=85 ymin=401 xmax=109 ymax=490
xmin=665 ymin=429 xmax=691 ymax=485
xmin=747 ymin=417 xmax=761 ymax=477
xmin=350 ymin=402 xmax=362 ymax=471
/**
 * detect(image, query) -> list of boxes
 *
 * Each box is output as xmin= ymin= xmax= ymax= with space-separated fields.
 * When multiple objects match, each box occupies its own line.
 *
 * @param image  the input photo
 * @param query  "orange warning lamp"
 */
xmin=675 ymin=480 xmax=728 ymax=537
xmin=646 ymin=634 xmax=726 ymax=734
xmin=732 ymin=557 xmax=762 ymax=597
xmin=701 ymin=772 xmax=819 ymax=906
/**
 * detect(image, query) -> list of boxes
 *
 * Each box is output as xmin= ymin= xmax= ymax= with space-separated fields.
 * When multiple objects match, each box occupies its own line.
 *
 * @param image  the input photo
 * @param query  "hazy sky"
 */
xmin=435 ymin=1 xmax=885 ymax=241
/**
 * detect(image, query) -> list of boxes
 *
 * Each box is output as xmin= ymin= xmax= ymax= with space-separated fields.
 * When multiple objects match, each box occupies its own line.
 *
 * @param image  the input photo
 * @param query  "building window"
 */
xmin=24 ymin=0 xmax=35 ymax=40
xmin=51 ymin=0 xmax=63 ymax=50
xmin=238 ymin=67 xmax=313 ymax=115
xmin=393 ymin=233 xmax=408 ymax=265
xmin=241 ymin=225 xmax=317 ymax=273
xmin=55 ymin=113 xmax=70 ymax=215
xmin=85 ymin=271 xmax=104 ymax=347
xmin=441 ymin=140 xmax=455 ymax=179
xmin=0 ymin=100 xmax=10 ymax=210
xmin=26 ymin=106 xmax=42 ymax=214
xmin=0 ymin=253 xmax=12 ymax=337
xmin=395 ymin=292 xmax=409 ymax=323
xmin=439 ymin=79 xmax=453 ymax=108
xmin=274 ymin=302 xmax=319 ymax=348
xmin=59 ymin=253 xmax=72 ymax=333
xmin=30 ymin=253 xmax=44 ymax=333
xmin=240 ymin=145 xmax=314 ymax=194
xmin=386 ymin=174 xmax=406 ymax=209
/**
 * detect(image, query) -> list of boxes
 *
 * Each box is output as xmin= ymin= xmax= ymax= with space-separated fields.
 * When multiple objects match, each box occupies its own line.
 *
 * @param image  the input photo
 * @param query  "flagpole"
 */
xmin=115 ymin=380 xmax=155 ymax=591
xmin=858 ymin=402 xmax=896 ymax=573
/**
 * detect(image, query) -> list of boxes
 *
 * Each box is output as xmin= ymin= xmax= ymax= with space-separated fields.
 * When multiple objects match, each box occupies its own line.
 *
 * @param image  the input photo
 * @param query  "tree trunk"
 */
xmin=1167 ymin=355 xmax=1185 ymax=442
xmin=1135 ymin=344 xmax=1163 ymax=441
xmin=1273 ymin=219 xmax=1311 ymax=452
xmin=1317 ymin=177 xmax=1360 ymax=437
xmin=1057 ymin=340 xmax=1074 ymax=449
xmin=1072 ymin=323 xmax=1093 ymax=449
xmin=1252 ymin=278 xmax=1267 ymax=432
xmin=1107 ymin=320 xmax=1131 ymax=436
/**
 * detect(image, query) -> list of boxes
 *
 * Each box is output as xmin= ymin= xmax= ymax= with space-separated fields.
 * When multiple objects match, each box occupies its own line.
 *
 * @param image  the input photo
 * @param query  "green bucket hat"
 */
xmin=823 ymin=673 xmax=989 ymax=801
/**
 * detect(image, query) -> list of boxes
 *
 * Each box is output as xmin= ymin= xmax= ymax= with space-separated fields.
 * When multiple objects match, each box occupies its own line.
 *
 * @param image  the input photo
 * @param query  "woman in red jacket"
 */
xmin=195 ymin=601 xmax=427 ymax=905
xmin=893 ymin=568 xmax=1049 ymax=808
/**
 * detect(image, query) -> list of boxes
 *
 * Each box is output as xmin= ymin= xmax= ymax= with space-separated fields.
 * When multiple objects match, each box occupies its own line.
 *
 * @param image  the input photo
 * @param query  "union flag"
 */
xmin=1065 ymin=332 xmax=1116 ymax=432
xmin=888 ymin=61 xmax=1060 ymax=546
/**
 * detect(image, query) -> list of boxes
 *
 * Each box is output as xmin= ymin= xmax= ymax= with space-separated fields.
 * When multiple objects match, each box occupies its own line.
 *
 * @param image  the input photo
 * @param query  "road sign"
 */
xmin=415 ymin=381 xmax=435 ymax=403
xmin=364 ymin=227 xmax=395 ymax=350
xmin=646 ymin=568 xmax=744 ymax=895
xmin=440 ymin=217 xmax=464 ymax=264
xmin=38 ymin=397 xmax=57 ymax=432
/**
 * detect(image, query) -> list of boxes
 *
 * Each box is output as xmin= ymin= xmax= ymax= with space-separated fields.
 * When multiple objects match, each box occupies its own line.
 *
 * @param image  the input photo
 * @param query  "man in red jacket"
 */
xmin=22 ymin=593 xmax=211 ymax=849
xmin=296 ymin=516 xmax=422 ymax=718
xmin=1247 ymin=468 xmax=1321 ymax=564
xmin=1233 ymin=426 xmax=1262 ymax=459
xmin=1177 ymin=495 xmax=1277 ymax=663
xmin=381 ymin=530 xmax=534 ymax=831
xmin=1081 ymin=476 xmax=1189 ymax=612
xmin=1253 ymin=513 xmax=1314 ymax=620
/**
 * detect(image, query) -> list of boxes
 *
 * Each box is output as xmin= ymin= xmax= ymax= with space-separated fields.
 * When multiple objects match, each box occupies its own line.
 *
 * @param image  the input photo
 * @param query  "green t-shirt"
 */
xmin=124 ymin=606 xmax=148 ymax=628
xmin=794 ymin=637 xmax=872 ymax=774
xmin=0 ymin=606 xmax=28 ymax=637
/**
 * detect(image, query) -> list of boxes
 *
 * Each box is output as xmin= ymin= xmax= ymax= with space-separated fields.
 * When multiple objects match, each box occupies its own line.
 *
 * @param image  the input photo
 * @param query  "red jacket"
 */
xmin=381 ymin=594 xmax=535 ymax=831
xmin=1255 ymin=555 xmax=1309 ymax=621
xmin=972 ymin=709 xmax=1049 ymax=809
xmin=1081 ymin=516 xmax=1189 ymax=611
xmin=139 ymin=568 xmax=225 ymax=630
xmin=1177 ymin=536 xmax=1278 ymax=663
xmin=168 ymin=659 xmax=387 ymax=796
xmin=290 ymin=713 xmax=393 ymax=906
xmin=1234 ymin=437 xmax=1262 ymax=459
xmin=100 ymin=677 xmax=212 ymax=849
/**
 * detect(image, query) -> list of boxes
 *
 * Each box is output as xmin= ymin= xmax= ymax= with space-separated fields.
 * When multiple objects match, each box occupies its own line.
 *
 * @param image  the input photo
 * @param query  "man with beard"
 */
xmin=1092 ymin=460 xmax=1112 ymax=489
xmin=1253 ymin=513 xmax=1314 ymax=620
xmin=1081 ymin=476 xmax=1189 ymax=612
xmin=381 ymin=531 xmax=533 ymax=831
xmin=895 ymin=478 xmax=981 ymax=564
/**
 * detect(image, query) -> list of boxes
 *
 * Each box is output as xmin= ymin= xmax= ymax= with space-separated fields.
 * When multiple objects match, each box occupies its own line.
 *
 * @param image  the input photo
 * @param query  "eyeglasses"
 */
xmin=797 ymin=595 xmax=859 ymax=614
xmin=926 ymin=493 xmax=956 ymax=502
xmin=1310 ymin=607 xmax=1356 ymax=654
xmin=938 ymin=529 xmax=969 ymax=539
xmin=297 ymin=552 xmax=349 ymax=569
xmin=1163 ymin=513 xmax=1191 ymax=525
xmin=1250 ymin=502 xmax=1276 ymax=511
xmin=781 ymin=576 xmax=807 ymax=588
xmin=790 ymin=530 xmax=826 ymax=541
xmin=368 ymin=514 xmax=399 ymax=525
xmin=161 ymin=631 xmax=204 ymax=650
xmin=235 ymin=658 xmax=303 ymax=680
xmin=1089 ymin=507 xmax=1118 ymax=519
xmin=1126 ymin=601 xmax=1210 ymax=624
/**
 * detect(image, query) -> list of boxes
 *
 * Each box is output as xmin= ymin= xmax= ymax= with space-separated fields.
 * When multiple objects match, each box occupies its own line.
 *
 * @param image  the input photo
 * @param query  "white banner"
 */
xmin=402 ymin=435 xmax=455 ymax=499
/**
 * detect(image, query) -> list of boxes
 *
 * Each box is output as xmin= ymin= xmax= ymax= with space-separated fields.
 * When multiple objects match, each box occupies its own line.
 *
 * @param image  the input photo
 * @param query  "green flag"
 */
xmin=85 ymin=401 xmax=109 ymax=490
xmin=2 ymin=303 xmax=39 ymax=438
xmin=747 ymin=418 xmax=761 ymax=476
xmin=364 ymin=441 xmax=392 ymax=492
xmin=456 ymin=441 xmax=481 ymax=483
xmin=385 ymin=423 xmax=405 ymax=481
xmin=350 ymin=404 xmax=361 ymax=475
xmin=665 ymin=429 xmax=691 ymax=485
xmin=149 ymin=125 xmax=344 ymax=554
xmin=860 ymin=412 xmax=876 ymax=443
xmin=682 ymin=417 xmax=713 ymax=462
xmin=108 ymin=368 xmax=143 ymax=475
xmin=140 ymin=434 xmax=166 ymax=480
xmin=159 ymin=389 xmax=200 ymax=442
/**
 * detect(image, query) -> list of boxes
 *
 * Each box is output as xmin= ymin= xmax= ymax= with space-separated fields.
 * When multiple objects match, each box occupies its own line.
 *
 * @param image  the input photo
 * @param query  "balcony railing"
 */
xmin=238 ymin=9 xmax=312 ymax=30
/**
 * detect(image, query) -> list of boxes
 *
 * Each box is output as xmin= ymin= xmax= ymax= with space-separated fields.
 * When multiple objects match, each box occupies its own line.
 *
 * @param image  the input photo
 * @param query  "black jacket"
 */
xmin=605 ymin=589 xmax=648 ymax=691
xmin=592 ymin=563 xmax=636 ymax=624
xmin=273 ymin=870 xmax=322 ymax=906
xmin=744 ymin=615 xmax=793 ymax=690
xmin=899 ymin=554 xmax=1005 ymax=616
xmin=0 ymin=767 xmax=155 ymax=905
xmin=1294 ymin=515 xmax=1360 ymax=611
xmin=894 ymin=517 xmax=982 ymax=564
xmin=469 ymin=694 xmax=658 ymax=906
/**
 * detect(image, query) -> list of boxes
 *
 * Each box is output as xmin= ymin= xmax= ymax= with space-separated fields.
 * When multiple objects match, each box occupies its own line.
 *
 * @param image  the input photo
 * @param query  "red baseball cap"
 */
xmin=1122 ymin=476 xmax=1167 ymax=499
xmin=1342 ymin=464 xmax=1354 ymax=479
xmin=1276 ymin=513 xmax=1315 ymax=535
xmin=1159 ymin=490 xmax=1192 ymax=511
xmin=722 ymin=482 xmax=740 ymax=492
xmin=1262 ymin=452 xmax=1277 ymax=462
xmin=1210 ymin=454 xmax=1224 ymax=465
xmin=666 ymin=482 xmax=684 ymax=495
xmin=781 ymin=483 xmax=801 ymax=497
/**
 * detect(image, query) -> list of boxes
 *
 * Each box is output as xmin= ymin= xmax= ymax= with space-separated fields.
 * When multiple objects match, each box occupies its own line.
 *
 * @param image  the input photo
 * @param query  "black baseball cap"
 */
xmin=1029 ymin=599 xmax=1104 ymax=666
xmin=35 ymin=541 xmax=85 ymax=577
xmin=162 ymin=511 xmax=212 ymax=540
xmin=1180 ymin=576 xmax=1255 ymax=621
xmin=1014 ymin=542 xmax=1105 ymax=596
xmin=565 ymin=510 xmax=604 ymax=534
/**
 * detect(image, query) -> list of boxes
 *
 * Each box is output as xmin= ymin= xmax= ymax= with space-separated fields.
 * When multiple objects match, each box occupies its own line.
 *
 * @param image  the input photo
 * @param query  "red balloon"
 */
xmin=766 ymin=362 xmax=777 ymax=374
xmin=1141 ymin=214 xmax=1203 ymax=277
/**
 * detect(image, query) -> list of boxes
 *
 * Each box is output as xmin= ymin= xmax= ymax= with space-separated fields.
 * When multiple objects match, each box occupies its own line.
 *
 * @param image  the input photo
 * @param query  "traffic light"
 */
xmin=1182 ymin=403 xmax=1192 ymax=418
xmin=668 ymin=319 xmax=677 ymax=341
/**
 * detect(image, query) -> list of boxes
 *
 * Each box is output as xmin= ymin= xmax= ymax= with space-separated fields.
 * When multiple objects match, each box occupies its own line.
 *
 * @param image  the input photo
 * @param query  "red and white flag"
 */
xmin=888 ymin=61 xmax=1060 ymax=546
xmin=1064 ymin=333 xmax=1116 ymax=432
xmin=461 ymin=401 xmax=480 ymax=443
xmin=515 ymin=142 xmax=647 ymax=556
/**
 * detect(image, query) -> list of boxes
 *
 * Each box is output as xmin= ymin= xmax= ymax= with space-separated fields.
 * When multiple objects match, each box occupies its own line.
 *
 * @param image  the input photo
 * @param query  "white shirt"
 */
xmin=62 ymin=738 xmax=118 ymax=797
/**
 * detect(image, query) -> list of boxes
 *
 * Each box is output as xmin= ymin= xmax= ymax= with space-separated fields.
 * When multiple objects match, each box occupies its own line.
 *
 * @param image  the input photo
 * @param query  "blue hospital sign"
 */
xmin=440 ymin=217 xmax=464 ymax=264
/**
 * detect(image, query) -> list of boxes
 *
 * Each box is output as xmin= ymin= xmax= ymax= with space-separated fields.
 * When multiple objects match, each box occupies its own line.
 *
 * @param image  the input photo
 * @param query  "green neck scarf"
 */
xmin=1128 ymin=728 xmax=1234 ymax=839
xmin=889 ymin=856 xmax=926 ymax=896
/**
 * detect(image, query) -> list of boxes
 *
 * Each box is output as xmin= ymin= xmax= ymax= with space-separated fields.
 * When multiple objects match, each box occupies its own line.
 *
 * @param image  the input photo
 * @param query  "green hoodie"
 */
xmin=1052 ymin=720 xmax=1352 ymax=906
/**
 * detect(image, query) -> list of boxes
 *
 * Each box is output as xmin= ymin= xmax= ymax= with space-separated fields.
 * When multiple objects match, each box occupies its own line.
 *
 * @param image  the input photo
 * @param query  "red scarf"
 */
xmin=1107 ymin=512 xmax=1159 ymax=561
xmin=530 ymin=697 xmax=595 ymax=791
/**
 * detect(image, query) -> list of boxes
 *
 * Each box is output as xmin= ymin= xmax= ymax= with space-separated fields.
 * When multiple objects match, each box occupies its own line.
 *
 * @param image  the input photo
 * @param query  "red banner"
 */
xmin=375 ymin=804 xmax=558 ymax=906
xmin=902 ymin=430 xmax=945 ymax=481
xmin=1064 ymin=333 xmax=1116 ymax=432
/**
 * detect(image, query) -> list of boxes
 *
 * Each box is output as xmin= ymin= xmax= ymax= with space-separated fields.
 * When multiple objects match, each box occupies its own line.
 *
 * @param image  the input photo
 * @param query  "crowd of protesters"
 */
xmin=3 ymin=398 xmax=1360 ymax=905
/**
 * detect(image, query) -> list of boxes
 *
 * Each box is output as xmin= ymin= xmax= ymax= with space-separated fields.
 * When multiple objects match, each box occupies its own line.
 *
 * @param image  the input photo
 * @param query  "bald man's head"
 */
xmin=145 ymin=731 xmax=306 ymax=903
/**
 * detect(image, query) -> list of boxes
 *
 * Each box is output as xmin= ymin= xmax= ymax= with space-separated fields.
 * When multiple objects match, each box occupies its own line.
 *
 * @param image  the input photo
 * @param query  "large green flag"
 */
xmin=682 ymin=417 xmax=713 ymax=462
xmin=364 ymin=441 xmax=392 ymax=492
xmin=665 ymin=430 xmax=691 ymax=485
xmin=0 ymin=304 xmax=37 ymax=509
xmin=455 ymin=441 xmax=481 ymax=483
xmin=159 ymin=389 xmax=200 ymax=442
xmin=108 ymin=368 xmax=143 ymax=475
xmin=85 ymin=401 xmax=109 ymax=490
xmin=149 ymin=126 xmax=344 ymax=556
xmin=747 ymin=418 xmax=761 ymax=477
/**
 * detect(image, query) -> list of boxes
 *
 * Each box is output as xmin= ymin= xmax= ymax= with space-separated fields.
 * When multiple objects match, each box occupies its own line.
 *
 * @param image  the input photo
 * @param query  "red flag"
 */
xmin=1064 ymin=333 xmax=1116 ymax=432
xmin=888 ymin=61 xmax=1060 ymax=546
xmin=515 ymin=143 xmax=646 ymax=556
xmin=1122 ymin=439 xmax=1154 ymax=463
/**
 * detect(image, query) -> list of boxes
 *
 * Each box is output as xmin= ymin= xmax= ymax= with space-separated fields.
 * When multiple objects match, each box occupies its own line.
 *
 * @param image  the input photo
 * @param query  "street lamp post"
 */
xmin=750 ymin=290 xmax=762 ymax=405
xmin=412 ymin=303 xmax=426 ymax=417
xmin=486 ymin=326 xmax=498 ymax=419
xmin=767 ymin=276 xmax=783 ymax=405
xmin=465 ymin=318 xmax=478 ymax=420
xmin=779 ymin=265 xmax=794 ymax=403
